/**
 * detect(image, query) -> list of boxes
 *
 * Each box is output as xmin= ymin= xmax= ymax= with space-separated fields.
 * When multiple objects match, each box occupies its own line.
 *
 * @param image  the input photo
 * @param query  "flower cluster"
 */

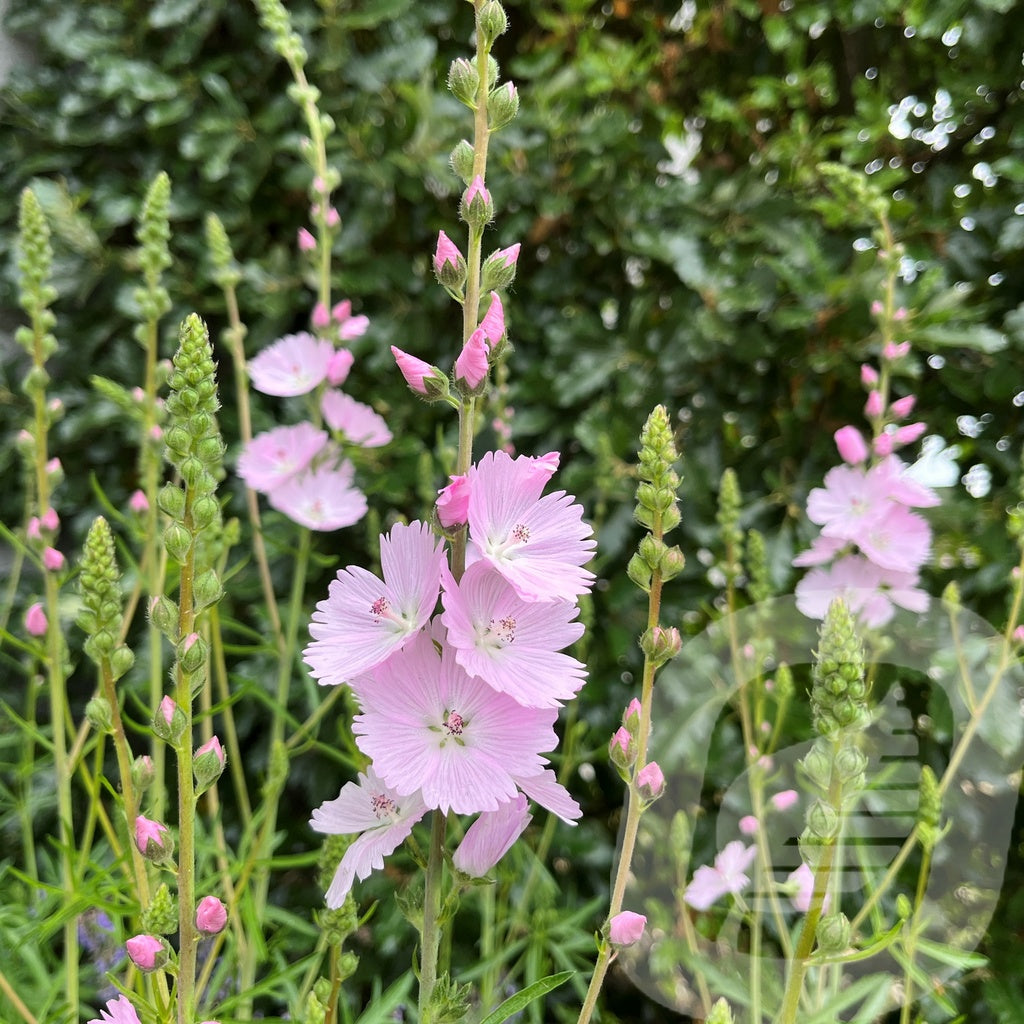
xmin=794 ymin=345 xmax=940 ymax=627
xmin=237 ymin=320 xmax=388 ymax=530
xmin=305 ymin=450 xmax=595 ymax=906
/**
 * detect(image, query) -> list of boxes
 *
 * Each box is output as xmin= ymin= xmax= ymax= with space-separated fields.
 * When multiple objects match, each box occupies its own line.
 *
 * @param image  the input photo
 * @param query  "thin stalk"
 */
xmin=419 ymin=809 xmax=447 ymax=1022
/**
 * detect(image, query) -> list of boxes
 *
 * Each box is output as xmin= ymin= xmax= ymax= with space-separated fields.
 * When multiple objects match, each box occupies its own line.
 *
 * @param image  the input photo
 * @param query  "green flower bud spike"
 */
xmin=810 ymin=599 xmax=869 ymax=736
xmin=706 ymin=998 xmax=735 ymax=1024
xmin=78 ymin=517 xmax=132 ymax=669
xmin=133 ymin=171 xmax=172 ymax=337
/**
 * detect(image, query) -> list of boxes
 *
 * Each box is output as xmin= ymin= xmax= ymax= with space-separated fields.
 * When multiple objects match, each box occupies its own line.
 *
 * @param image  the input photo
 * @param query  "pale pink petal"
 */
xmin=453 ymin=794 xmax=531 ymax=877
xmin=268 ymin=464 xmax=367 ymax=531
xmin=88 ymin=995 xmax=143 ymax=1024
xmin=321 ymin=390 xmax=392 ymax=447
xmin=237 ymin=423 xmax=328 ymax=493
xmin=248 ymin=332 xmax=336 ymax=396
xmin=339 ymin=315 xmax=370 ymax=340
xmin=513 ymin=768 xmax=581 ymax=824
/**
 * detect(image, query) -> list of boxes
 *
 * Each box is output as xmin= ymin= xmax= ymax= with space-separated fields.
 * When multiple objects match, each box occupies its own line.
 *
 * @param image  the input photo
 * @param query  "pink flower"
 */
xmin=854 ymin=504 xmax=931 ymax=573
xmin=635 ymin=761 xmax=665 ymax=801
xmin=320 ymin=391 xmax=392 ymax=447
xmin=512 ymin=767 xmax=581 ymax=823
xmin=771 ymin=789 xmax=799 ymax=812
xmin=683 ymin=840 xmax=757 ymax=911
xmin=41 ymin=547 xmax=64 ymax=572
xmin=792 ymin=534 xmax=846 ymax=568
xmin=738 ymin=815 xmax=759 ymax=835
xmin=312 ymin=302 xmax=331 ymax=329
xmin=895 ymin=422 xmax=926 ymax=445
xmin=787 ymin=862 xmax=829 ymax=913
xmin=864 ymin=390 xmax=884 ymax=417
xmin=834 ymin=426 xmax=868 ymax=465
xmin=305 ymin=521 xmax=448 ymax=685
xmin=453 ymin=793 xmax=531 ymax=877
xmin=609 ymin=910 xmax=647 ymax=947
xmin=326 ymin=349 xmax=355 ymax=387
xmin=25 ymin=602 xmax=47 ymax=637
xmin=126 ymin=933 xmax=166 ymax=971
xmin=890 ymin=395 xmax=916 ymax=419
xmin=298 ymin=227 xmax=316 ymax=251
xmin=268 ymin=463 xmax=368 ymax=531
xmin=455 ymin=327 xmax=489 ymax=389
xmin=467 ymin=450 xmax=596 ymax=602
xmin=436 ymin=474 xmax=471 ymax=528
xmin=237 ymin=424 xmax=329 ymax=494
xmin=248 ymin=332 xmax=336 ymax=396
xmin=479 ymin=291 xmax=505 ymax=346
xmin=339 ymin=314 xmax=369 ymax=341
xmin=134 ymin=815 xmax=172 ymax=860
xmin=87 ymin=995 xmax=142 ymax=1024
xmin=195 ymin=895 xmax=227 ymax=935
xmin=129 ymin=489 xmax=149 ymax=514
xmin=860 ymin=364 xmax=879 ymax=386
xmin=391 ymin=345 xmax=436 ymax=395
xmin=440 ymin=562 xmax=586 ymax=708
xmin=434 ymin=230 xmax=464 ymax=275
xmin=352 ymin=628 xmax=558 ymax=815
xmin=311 ymin=766 xmax=429 ymax=907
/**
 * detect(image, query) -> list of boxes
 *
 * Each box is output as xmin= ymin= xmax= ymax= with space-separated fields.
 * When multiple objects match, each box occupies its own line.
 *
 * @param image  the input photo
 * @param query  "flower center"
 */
xmin=487 ymin=615 xmax=517 ymax=645
xmin=511 ymin=523 xmax=531 ymax=544
xmin=370 ymin=792 xmax=398 ymax=820
xmin=444 ymin=710 xmax=465 ymax=736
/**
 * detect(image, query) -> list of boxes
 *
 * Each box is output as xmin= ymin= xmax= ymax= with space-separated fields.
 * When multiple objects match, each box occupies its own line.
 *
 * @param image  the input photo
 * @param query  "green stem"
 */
xmin=419 ymin=809 xmax=447 ymax=1023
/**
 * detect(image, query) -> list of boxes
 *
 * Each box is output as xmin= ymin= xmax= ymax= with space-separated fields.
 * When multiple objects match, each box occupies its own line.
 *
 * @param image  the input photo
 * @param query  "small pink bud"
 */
xmin=860 ymin=364 xmax=879 ymax=387
xmin=184 ymin=632 xmax=200 ymax=652
xmin=326 ymin=349 xmax=355 ymax=387
xmin=834 ymin=425 xmax=869 ymax=465
xmin=159 ymin=695 xmax=177 ymax=727
xmin=870 ymin=300 xmax=884 ymax=316
xmin=312 ymin=302 xmax=331 ymax=330
xmin=47 ymin=397 xmax=63 ymax=414
xmin=196 ymin=735 xmax=225 ymax=768
xmin=331 ymin=299 xmax=352 ymax=323
xmin=25 ymin=602 xmax=48 ymax=637
xmin=43 ymin=547 xmax=65 ymax=572
xmin=609 ymin=910 xmax=646 ymax=947
xmin=26 ymin=517 xmax=42 ymax=542
xmin=864 ymin=390 xmax=884 ymax=417
xmin=149 ymin=425 xmax=163 ymax=441
xmin=436 ymin=475 xmax=471 ymax=528
xmin=609 ymin=726 xmax=636 ymax=769
xmin=391 ymin=346 xmax=433 ymax=395
xmin=129 ymin=490 xmax=150 ymax=514
xmin=622 ymin=698 xmax=643 ymax=733
xmin=889 ymin=395 xmax=916 ymax=419
xmin=874 ymin=432 xmax=895 ymax=457
xmin=492 ymin=242 xmax=520 ymax=268
xmin=893 ymin=306 xmax=908 ymax=321
xmin=464 ymin=174 xmax=491 ymax=208
xmin=126 ymin=934 xmax=167 ymax=972
xmin=195 ymin=895 xmax=228 ymax=935
xmin=1014 ymin=626 xmax=1024 ymax=644
xmin=635 ymin=761 xmax=665 ymax=801
xmin=455 ymin=328 xmax=489 ymax=390
xmin=46 ymin=457 xmax=62 ymax=476
xmin=134 ymin=815 xmax=172 ymax=861
xmin=739 ymin=815 xmax=760 ymax=835
xmin=297 ymin=227 xmax=316 ymax=252
xmin=339 ymin=314 xmax=369 ymax=341
xmin=895 ymin=422 xmax=926 ymax=444
xmin=325 ymin=206 xmax=340 ymax=228
xmin=312 ymin=175 xmax=327 ymax=194
xmin=41 ymin=507 xmax=60 ymax=531
xmin=132 ymin=386 xmax=146 ymax=402
xmin=771 ymin=789 xmax=799 ymax=812
xmin=434 ymin=230 xmax=463 ymax=274
xmin=883 ymin=340 xmax=911 ymax=360
xmin=479 ymin=291 xmax=505 ymax=346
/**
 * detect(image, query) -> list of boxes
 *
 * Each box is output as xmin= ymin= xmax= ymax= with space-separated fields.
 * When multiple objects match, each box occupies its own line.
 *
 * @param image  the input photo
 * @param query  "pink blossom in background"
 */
xmin=436 ymin=474 xmax=471 ymax=528
xmin=297 ymin=227 xmax=316 ymax=252
xmin=609 ymin=910 xmax=647 ymax=947
xmin=391 ymin=345 xmax=435 ymax=395
xmin=87 ymin=995 xmax=142 ymax=1024
xmin=339 ymin=314 xmax=370 ymax=341
xmin=248 ymin=332 xmax=336 ymax=396
xmin=794 ymin=555 xmax=924 ymax=628
xmin=739 ymin=815 xmax=759 ymax=835
xmin=883 ymin=340 xmax=911 ymax=360
xmin=268 ymin=463 xmax=368 ymax=531
xmin=871 ymin=456 xmax=941 ymax=508
xmin=467 ymin=450 xmax=596 ymax=602
xmin=320 ymin=391 xmax=392 ymax=447
xmin=440 ymin=561 xmax=586 ymax=708
xmin=834 ymin=426 xmax=868 ymax=465
xmin=312 ymin=302 xmax=331 ymax=329
xmin=237 ymin=423 xmax=329 ymax=494
xmin=854 ymin=504 xmax=931 ymax=573
xmin=771 ymin=789 xmax=799 ymax=812
xmin=311 ymin=767 xmax=429 ymax=908
xmin=479 ymin=291 xmax=505 ymax=346
xmin=353 ymin=628 xmax=558 ymax=815
xmin=890 ymin=395 xmax=916 ymax=419
xmin=326 ymin=349 xmax=355 ymax=387
xmin=864 ymin=390 xmax=884 ymax=417
xmin=42 ymin=547 xmax=65 ymax=571
xmin=305 ymin=521 xmax=447 ymax=685
xmin=895 ymin=422 xmax=926 ymax=445
xmin=453 ymin=793 xmax=531 ymax=877
xmin=791 ymin=534 xmax=846 ymax=568
xmin=683 ymin=840 xmax=757 ymax=911
xmin=455 ymin=327 xmax=489 ymax=389
xmin=129 ymin=489 xmax=149 ymax=514
xmin=860 ymin=364 xmax=879 ymax=386
xmin=25 ymin=602 xmax=47 ymax=637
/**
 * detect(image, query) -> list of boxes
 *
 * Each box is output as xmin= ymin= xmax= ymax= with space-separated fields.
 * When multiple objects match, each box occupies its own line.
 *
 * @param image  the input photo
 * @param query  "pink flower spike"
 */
xmin=864 ymin=390 xmax=884 ymax=417
xmin=895 ymin=422 xmax=927 ymax=445
xmin=304 ymin=521 xmax=448 ymax=685
xmin=311 ymin=766 xmax=429 ymax=908
xmin=321 ymin=391 xmax=392 ymax=448
xmin=434 ymin=230 xmax=463 ymax=274
xmin=43 ymin=547 xmax=65 ymax=572
xmin=440 ymin=561 xmax=587 ymax=708
xmin=326 ymin=349 xmax=355 ymax=387
xmin=391 ymin=346 xmax=434 ymax=395
xmin=609 ymin=911 xmax=647 ymax=947
xmin=129 ymin=489 xmax=150 ymax=514
xmin=683 ymin=840 xmax=757 ymax=911
xmin=890 ymin=395 xmax=916 ymax=419
xmin=195 ymin=895 xmax=227 ymax=935
xmin=436 ymin=474 xmax=471 ymax=528
xmin=479 ymin=292 xmax=505 ymax=346
xmin=126 ymin=934 xmax=166 ymax=972
xmin=312 ymin=302 xmax=331 ymax=330
xmin=87 ymin=995 xmax=143 ymax=1024
xmin=298 ymin=227 xmax=316 ymax=252
xmin=738 ymin=815 xmax=760 ymax=835
xmin=467 ymin=450 xmax=596 ymax=602
xmin=834 ymin=426 xmax=869 ymax=465
xmin=25 ymin=602 xmax=47 ymax=637
xmin=454 ymin=794 xmax=531 ymax=877
xmin=339 ymin=315 xmax=370 ymax=341
xmin=455 ymin=328 xmax=489 ymax=389
xmin=268 ymin=462 xmax=368 ymax=531
xmin=248 ymin=332 xmax=336 ymax=396
xmin=771 ymin=789 xmax=799 ymax=812
xmin=237 ymin=423 xmax=329 ymax=494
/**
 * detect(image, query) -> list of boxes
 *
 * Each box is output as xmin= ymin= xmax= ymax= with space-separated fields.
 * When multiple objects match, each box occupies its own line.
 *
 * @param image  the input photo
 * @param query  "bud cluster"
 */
xmin=16 ymin=188 xmax=58 ymax=358
xmin=132 ymin=172 xmax=172 ymax=339
xmin=77 ymin=516 xmax=134 ymax=680
xmin=205 ymin=213 xmax=242 ymax=291
xmin=809 ymin=599 xmax=869 ymax=736
xmin=716 ymin=468 xmax=744 ymax=584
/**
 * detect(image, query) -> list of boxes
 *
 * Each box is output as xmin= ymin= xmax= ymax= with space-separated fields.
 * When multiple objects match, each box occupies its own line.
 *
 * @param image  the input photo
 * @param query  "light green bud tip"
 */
xmin=141 ymin=882 xmax=178 ymax=936
xmin=78 ymin=516 xmax=131 ymax=668
xmin=635 ymin=405 xmax=682 ymax=534
xmin=917 ymin=764 xmax=942 ymax=849
xmin=811 ymin=599 xmax=868 ymax=736
xmin=746 ymin=528 xmax=771 ymax=602
xmin=706 ymin=998 xmax=735 ymax=1024
xmin=205 ymin=213 xmax=241 ymax=289
xmin=17 ymin=188 xmax=57 ymax=323
xmin=137 ymin=172 xmax=172 ymax=288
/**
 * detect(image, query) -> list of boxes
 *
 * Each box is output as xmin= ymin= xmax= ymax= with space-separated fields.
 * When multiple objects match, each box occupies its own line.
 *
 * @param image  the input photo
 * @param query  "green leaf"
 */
xmin=915 ymin=324 xmax=1008 ymax=354
xmin=477 ymin=970 xmax=573 ymax=1024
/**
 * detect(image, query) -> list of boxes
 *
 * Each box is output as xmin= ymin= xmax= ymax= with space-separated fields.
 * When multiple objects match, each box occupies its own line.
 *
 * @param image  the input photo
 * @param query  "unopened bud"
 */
xmin=488 ymin=81 xmax=519 ymax=131
xmin=135 ymin=815 xmax=174 ymax=863
xmin=193 ymin=735 xmax=226 ymax=792
xmin=153 ymin=695 xmax=186 ymax=743
xmin=177 ymin=632 xmax=207 ymax=675
xmin=609 ymin=726 xmax=636 ymax=770
xmin=192 ymin=568 xmax=222 ymax=611
xmin=86 ymin=695 xmax=114 ymax=734
xmin=478 ymin=1 xmax=508 ymax=46
xmin=132 ymin=755 xmax=156 ymax=790
xmin=815 ymin=912 xmax=851 ymax=954
xmin=195 ymin=895 xmax=227 ymax=935
xmin=148 ymin=595 xmax=179 ymax=638
xmin=636 ymin=761 xmax=665 ymax=801
xmin=450 ymin=139 xmax=475 ymax=183
xmin=481 ymin=243 xmax=520 ymax=291
xmin=163 ymin=522 xmax=192 ymax=563
xmin=639 ymin=625 xmax=682 ymax=667
xmin=110 ymin=645 xmax=135 ymax=681
xmin=447 ymin=57 xmax=479 ymax=107
xmin=806 ymin=799 xmax=840 ymax=842
xmin=626 ymin=552 xmax=652 ymax=592
xmin=126 ymin=934 xmax=170 ymax=972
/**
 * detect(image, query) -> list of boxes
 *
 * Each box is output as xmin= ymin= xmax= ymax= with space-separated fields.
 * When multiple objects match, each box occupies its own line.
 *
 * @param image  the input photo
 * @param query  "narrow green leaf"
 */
xmin=478 ymin=970 xmax=573 ymax=1024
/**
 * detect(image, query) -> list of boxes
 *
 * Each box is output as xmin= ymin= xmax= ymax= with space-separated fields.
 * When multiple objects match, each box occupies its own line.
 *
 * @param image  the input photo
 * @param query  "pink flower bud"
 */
xmin=455 ymin=328 xmax=489 ymax=390
xmin=149 ymin=425 xmax=163 ymax=441
xmin=864 ymin=390 xmax=884 ymax=417
xmin=883 ymin=340 xmax=911 ymax=360
xmin=635 ymin=761 xmax=665 ymax=801
xmin=464 ymin=174 xmax=491 ymax=208
xmin=479 ymin=291 xmax=505 ymax=346
xmin=326 ymin=349 xmax=355 ymax=387
xmin=895 ymin=422 xmax=926 ymax=444
xmin=622 ymin=698 xmax=642 ymax=732
xmin=297 ymin=227 xmax=316 ymax=252
xmin=129 ymin=490 xmax=150 ymax=514
xmin=325 ymin=207 xmax=340 ymax=228
xmin=25 ymin=602 xmax=48 ymax=637
xmin=26 ymin=517 xmax=42 ymax=542
xmin=46 ymin=457 xmax=62 ymax=476
xmin=860 ymin=364 xmax=879 ymax=387
xmin=41 ymin=507 xmax=59 ymax=531
xmin=870 ymin=300 xmax=883 ymax=316
xmin=434 ymin=230 xmax=463 ymax=275
xmin=132 ymin=386 xmax=146 ymax=402
xmin=126 ymin=934 xmax=167 ymax=972
xmin=609 ymin=910 xmax=646 ymax=947
xmin=739 ymin=815 xmax=760 ymax=835
xmin=196 ymin=735 xmax=225 ymax=768
xmin=874 ymin=432 xmax=895 ymax=457
xmin=834 ymin=425 xmax=868 ymax=465
xmin=134 ymin=815 xmax=172 ymax=861
xmin=453 ymin=794 xmax=531 ymax=878
xmin=159 ymin=695 xmax=177 ymax=727
xmin=492 ymin=243 xmax=520 ymax=268
xmin=771 ymin=789 xmax=799 ymax=812
xmin=608 ymin=726 xmax=636 ymax=769
xmin=195 ymin=895 xmax=228 ymax=935
xmin=43 ymin=547 xmax=65 ymax=572
xmin=391 ymin=346 xmax=434 ymax=395
xmin=436 ymin=475 xmax=471 ymax=528
xmin=312 ymin=302 xmax=331 ymax=329
xmin=332 ymin=299 xmax=352 ymax=323
xmin=893 ymin=306 xmax=908 ymax=321
xmin=1014 ymin=626 xmax=1024 ymax=644
xmin=889 ymin=395 xmax=916 ymax=419
xmin=339 ymin=314 xmax=369 ymax=341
